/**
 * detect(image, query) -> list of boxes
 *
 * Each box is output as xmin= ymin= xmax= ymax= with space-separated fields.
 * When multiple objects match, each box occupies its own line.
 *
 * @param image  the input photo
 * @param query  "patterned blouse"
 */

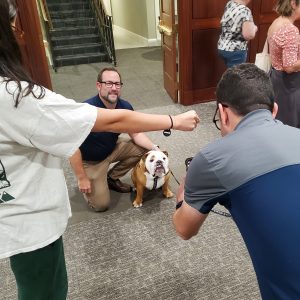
xmin=268 ymin=23 xmax=300 ymax=71
xmin=218 ymin=0 xmax=253 ymax=51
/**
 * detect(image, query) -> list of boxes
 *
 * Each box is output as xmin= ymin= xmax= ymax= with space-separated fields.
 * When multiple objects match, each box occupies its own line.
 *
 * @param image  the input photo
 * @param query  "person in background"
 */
xmin=268 ymin=0 xmax=300 ymax=128
xmin=173 ymin=63 xmax=300 ymax=300
xmin=70 ymin=67 xmax=161 ymax=212
xmin=218 ymin=0 xmax=257 ymax=68
xmin=0 ymin=1 xmax=199 ymax=299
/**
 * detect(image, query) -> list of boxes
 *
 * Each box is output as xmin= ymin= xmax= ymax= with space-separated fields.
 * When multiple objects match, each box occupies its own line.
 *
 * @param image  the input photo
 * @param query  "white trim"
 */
xmin=154 ymin=0 xmax=161 ymax=41
xmin=113 ymin=25 xmax=148 ymax=49
xmin=102 ymin=0 xmax=112 ymax=15
xmin=148 ymin=38 xmax=161 ymax=47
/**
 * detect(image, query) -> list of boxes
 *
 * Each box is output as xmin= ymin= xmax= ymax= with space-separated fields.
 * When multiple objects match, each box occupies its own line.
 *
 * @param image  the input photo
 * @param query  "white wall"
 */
xmin=111 ymin=0 xmax=148 ymax=37
xmin=145 ymin=0 xmax=156 ymax=40
xmin=154 ymin=0 xmax=161 ymax=41
xmin=111 ymin=0 xmax=159 ymax=43
xmin=102 ymin=0 xmax=112 ymax=15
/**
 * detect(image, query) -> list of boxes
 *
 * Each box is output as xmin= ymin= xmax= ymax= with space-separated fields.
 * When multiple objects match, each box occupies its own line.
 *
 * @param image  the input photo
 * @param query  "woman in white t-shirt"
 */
xmin=0 ymin=1 xmax=199 ymax=299
xmin=218 ymin=0 xmax=257 ymax=68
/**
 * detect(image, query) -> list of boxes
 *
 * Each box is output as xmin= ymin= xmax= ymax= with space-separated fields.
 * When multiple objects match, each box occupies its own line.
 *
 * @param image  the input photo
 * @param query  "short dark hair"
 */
xmin=216 ymin=63 xmax=274 ymax=116
xmin=275 ymin=0 xmax=300 ymax=17
xmin=97 ymin=67 xmax=122 ymax=83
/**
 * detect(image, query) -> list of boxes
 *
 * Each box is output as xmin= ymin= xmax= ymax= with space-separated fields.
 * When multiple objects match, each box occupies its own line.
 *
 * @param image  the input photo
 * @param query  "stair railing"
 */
xmin=40 ymin=0 xmax=53 ymax=30
xmin=90 ymin=0 xmax=117 ymax=66
xmin=37 ymin=0 xmax=56 ymax=71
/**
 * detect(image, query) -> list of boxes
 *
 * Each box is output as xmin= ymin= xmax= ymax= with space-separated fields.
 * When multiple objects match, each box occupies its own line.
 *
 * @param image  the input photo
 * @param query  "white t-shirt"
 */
xmin=0 ymin=79 xmax=97 ymax=259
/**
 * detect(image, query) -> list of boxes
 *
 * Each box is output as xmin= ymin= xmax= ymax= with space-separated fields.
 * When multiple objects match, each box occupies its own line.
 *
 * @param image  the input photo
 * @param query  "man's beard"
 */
xmin=102 ymin=92 xmax=119 ymax=104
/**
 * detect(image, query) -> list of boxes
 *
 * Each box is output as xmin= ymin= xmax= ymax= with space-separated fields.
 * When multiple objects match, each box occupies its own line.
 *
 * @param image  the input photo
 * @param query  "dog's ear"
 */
xmin=137 ymin=152 xmax=148 ymax=169
xmin=162 ymin=150 xmax=169 ymax=157
xmin=141 ymin=152 xmax=149 ymax=162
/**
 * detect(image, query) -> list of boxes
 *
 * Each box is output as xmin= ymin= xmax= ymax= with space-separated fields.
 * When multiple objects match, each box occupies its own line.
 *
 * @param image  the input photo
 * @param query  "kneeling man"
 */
xmin=70 ymin=67 xmax=159 ymax=211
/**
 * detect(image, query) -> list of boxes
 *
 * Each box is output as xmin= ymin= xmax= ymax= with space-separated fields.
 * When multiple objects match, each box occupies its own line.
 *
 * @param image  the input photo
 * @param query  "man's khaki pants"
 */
xmin=83 ymin=136 xmax=147 ymax=211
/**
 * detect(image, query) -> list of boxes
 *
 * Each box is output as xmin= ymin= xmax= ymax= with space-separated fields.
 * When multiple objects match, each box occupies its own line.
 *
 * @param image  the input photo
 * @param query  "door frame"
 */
xmin=16 ymin=0 xmax=52 ymax=89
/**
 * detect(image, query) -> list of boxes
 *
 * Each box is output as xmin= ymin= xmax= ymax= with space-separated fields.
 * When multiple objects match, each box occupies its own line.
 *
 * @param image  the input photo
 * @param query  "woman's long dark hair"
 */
xmin=0 ymin=0 xmax=45 ymax=107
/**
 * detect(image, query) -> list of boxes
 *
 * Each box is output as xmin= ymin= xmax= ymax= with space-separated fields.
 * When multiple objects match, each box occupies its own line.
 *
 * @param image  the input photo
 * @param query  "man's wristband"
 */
xmin=152 ymin=144 xmax=160 ymax=151
xmin=176 ymin=200 xmax=183 ymax=210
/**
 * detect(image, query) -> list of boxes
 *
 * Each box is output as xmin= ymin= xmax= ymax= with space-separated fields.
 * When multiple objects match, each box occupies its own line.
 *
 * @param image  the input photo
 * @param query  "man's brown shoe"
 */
xmin=107 ymin=176 xmax=132 ymax=193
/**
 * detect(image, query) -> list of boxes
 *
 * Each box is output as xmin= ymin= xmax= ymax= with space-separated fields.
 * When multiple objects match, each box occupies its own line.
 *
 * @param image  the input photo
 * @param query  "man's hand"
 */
xmin=173 ymin=110 xmax=200 ymax=131
xmin=77 ymin=176 xmax=91 ymax=194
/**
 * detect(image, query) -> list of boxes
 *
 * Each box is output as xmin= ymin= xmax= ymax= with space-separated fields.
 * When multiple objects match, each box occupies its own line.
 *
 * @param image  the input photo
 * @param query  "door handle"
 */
xmin=158 ymin=24 xmax=173 ymax=36
xmin=158 ymin=20 xmax=178 ymax=36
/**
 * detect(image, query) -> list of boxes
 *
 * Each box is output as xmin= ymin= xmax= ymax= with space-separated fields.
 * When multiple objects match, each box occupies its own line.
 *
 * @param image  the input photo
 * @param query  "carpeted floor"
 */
xmin=0 ymin=200 xmax=260 ymax=300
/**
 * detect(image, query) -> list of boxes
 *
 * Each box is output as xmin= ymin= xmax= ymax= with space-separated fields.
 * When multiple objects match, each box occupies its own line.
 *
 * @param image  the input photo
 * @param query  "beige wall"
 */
xmin=102 ymin=0 xmax=112 ymax=15
xmin=146 ymin=0 xmax=157 ymax=39
xmin=111 ymin=0 xmax=156 ymax=39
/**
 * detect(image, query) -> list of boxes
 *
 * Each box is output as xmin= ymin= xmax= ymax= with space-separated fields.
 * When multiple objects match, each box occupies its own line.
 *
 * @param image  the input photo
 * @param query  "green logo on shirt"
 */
xmin=0 ymin=160 xmax=15 ymax=203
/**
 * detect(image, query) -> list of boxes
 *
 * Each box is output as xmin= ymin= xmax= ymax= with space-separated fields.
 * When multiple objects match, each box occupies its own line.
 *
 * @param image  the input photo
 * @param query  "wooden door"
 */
xmin=16 ymin=0 xmax=52 ymax=90
xmin=177 ymin=0 xmax=227 ymax=105
xmin=159 ymin=0 xmax=178 ymax=102
xmin=177 ymin=0 xmax=278 ymax=106
xmin=249 ymin=0 xmax=277 ymax=61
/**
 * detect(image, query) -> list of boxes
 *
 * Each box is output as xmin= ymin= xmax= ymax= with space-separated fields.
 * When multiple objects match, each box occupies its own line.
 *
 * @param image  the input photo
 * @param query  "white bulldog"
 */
xmin=131 ymin=150 xmax=173 ymax=207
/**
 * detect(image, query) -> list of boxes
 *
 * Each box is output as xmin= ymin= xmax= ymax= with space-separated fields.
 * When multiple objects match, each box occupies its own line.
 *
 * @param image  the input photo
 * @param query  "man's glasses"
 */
xmin=212 ymin=103 xmax=228 ymax=130
xmin=100 ymin=81 xmax=123 ymax=89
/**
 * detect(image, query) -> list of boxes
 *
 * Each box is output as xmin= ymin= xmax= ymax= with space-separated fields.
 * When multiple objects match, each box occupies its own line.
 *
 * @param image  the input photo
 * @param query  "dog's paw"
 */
xmin=164 ymin=190 xmax=174 ymax=198
xmin=132 ymin=200 xmax=143 ymax=208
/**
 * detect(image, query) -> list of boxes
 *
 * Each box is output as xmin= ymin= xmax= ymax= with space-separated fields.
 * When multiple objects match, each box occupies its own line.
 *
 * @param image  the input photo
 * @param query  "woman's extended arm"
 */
xmin=92 ymin=109 xmax=200 ymax=133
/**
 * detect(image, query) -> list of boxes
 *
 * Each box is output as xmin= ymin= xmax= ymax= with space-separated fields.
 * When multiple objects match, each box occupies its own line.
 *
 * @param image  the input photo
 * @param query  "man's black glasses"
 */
xmin=100 ymin=81 xmax=123 ymax=89
xmin=213 ymin=103 xmax=228 ymax=130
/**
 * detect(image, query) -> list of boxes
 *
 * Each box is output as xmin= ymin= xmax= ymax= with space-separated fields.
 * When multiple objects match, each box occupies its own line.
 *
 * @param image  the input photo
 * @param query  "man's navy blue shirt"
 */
xmin=79 ymin=94 xmax=133 ymax=161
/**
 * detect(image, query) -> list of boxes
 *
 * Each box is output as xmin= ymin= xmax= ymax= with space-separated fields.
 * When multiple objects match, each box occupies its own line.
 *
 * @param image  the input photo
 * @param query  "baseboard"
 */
xmin=113 ymin=25 xmax=161 ymax=48
xmin=113 ymin=25 xmax=147 ymax=45
xmin=148 ymin=38 xmax=161 ymax=47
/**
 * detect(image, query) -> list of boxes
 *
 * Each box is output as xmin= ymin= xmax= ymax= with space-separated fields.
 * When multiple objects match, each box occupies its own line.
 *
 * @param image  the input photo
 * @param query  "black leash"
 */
xmin=169 ymin=167 xmax=232 ymax=218
xmin=162 ymin=131 xmax=231 ymax=218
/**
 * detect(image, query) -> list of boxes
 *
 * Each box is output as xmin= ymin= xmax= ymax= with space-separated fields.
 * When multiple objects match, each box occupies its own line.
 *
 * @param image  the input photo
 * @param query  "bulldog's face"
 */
xmin=144 ymin=150 xmax=169 ymax=177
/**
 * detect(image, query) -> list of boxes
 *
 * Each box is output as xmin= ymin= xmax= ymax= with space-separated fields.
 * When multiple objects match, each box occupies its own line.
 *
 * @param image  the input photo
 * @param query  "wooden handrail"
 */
xmin=39 ymin=0 xmax=53 ymax=30
xmin=91 ymin=0 xmax=117 ymax=66
xmin=36 ymin=0 xmax=56 ymax=70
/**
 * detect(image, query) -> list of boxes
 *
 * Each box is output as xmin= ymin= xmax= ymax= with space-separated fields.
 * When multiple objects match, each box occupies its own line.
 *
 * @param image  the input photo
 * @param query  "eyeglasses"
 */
xmin=100 ymin=81 xmax=123 ymax=89
xmin=11 ymin=25 xmax=24 ymax=38
xmin=212 ymin=103 xmax=228 ymax=130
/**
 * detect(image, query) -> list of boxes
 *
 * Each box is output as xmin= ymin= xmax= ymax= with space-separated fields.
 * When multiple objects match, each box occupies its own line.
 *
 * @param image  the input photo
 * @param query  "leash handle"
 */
xmin=163 ymin=115 xmax=173 ymax=137
xmin=163 ymin=129 xmax=171 ymax=136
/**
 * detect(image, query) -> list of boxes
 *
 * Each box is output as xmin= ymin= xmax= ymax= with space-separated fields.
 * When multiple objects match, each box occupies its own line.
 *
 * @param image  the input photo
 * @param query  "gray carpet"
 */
xmin=65 ymin=201 xmax=259 ymax=300
xmin=0 ymin=200 xmax=260 ymax=300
